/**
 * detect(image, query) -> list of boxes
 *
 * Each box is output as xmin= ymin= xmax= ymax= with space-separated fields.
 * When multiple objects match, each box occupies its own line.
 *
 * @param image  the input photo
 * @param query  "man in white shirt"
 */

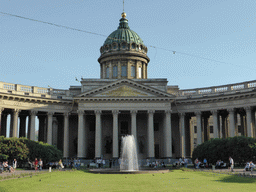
xmin=229 ymin=157 xmax=234 ymax=172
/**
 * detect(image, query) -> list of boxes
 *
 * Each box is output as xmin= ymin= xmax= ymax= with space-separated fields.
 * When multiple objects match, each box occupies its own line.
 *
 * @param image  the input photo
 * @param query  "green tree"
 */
xmin=192 ymin=136 xmax=256 ymax=165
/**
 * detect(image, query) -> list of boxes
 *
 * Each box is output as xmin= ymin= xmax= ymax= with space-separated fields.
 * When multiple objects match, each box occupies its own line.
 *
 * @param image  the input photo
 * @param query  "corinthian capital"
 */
xmin=77 ymin=110 xmax=84 ymax=115
xmin=194 ymin=111 xmax=201 ymax=116
xmin=94 ymin=110 xmax=102 ymax=115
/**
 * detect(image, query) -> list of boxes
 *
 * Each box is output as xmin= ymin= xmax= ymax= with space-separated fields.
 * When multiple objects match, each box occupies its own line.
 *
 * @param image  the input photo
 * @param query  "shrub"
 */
xmin=192 ymin=136 xmax=256 ymax=165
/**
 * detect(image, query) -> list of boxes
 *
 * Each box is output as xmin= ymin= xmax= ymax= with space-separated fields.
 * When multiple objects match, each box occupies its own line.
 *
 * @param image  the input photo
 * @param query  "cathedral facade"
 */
xmin=0 ymin=13 xmax=256 ymax=160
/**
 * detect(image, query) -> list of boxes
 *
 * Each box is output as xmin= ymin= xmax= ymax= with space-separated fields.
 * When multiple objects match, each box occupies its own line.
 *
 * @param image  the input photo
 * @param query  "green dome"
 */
xmin=103 ymin=16 xmax=144 ymax=46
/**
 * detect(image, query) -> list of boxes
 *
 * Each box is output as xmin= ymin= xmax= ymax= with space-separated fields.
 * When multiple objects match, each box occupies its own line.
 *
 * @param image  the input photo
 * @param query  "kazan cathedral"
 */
xmin=0 ymin=12 xmax=256 ymax=160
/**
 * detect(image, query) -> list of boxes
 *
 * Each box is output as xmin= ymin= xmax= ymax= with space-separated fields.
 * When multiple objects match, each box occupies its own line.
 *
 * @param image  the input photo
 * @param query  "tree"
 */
xmin=192 ymin=136 xmax=256 ymax=165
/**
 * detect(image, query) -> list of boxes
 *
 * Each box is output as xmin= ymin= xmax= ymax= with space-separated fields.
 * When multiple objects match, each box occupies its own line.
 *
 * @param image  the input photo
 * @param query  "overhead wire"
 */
xmin=0 ymin=11 xmax=255 ymax=71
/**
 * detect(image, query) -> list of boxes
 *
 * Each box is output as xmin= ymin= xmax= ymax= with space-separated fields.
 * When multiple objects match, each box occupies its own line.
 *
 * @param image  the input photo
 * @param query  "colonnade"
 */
xmin=179 ymin=106 xmax=256 ymax=157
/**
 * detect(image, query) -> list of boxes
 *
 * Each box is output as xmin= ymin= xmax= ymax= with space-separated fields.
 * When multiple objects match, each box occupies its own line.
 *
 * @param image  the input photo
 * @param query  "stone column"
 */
xmin=195 ymin=111 xmax=202 ymax=145
xmin=211 ymin=110 xmax=219 ymax=138
xmin=227 ymin=108 xmax=235 ymax=137
xmin=179 ymin=113 xmax=185 ymax=158
xmin=12 ymin=109 xmax=20 ymax=138
xmin=245 ymin=107 xmax=254 ymax=137
xmin=131 ymin=110 xmax=137 ymax=142
xmin=164 ymin=110 xmax=172 ymax=158
xmin=47 ymin=112 xmax=54 ymax=145
xmin=0 ymin=108 xmax=3 ymax=136
xmin=77 ymin=110 xmax=86 ymax=158
xmin=95 ymin=110 xmax=102 ymax=158
xmin=19 ymin=115 xmax=27 ymax=138
xmin=109 ymin=62 xmax=113 ymax=79
xmin=118 ymin=60 xmax=121 ymax=78
xmin=112 ymin=110 xmax=119 ymax=158
xmin=63 ymin=112 xmax=70 ymax=158
xmin=29 ymin=110 xmax=37 ymax=141
xmin=147 ymin=110 xmax=155 ymax=158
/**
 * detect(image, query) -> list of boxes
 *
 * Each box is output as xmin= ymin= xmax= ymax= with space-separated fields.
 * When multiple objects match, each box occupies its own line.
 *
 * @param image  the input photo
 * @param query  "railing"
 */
xmin=0 ymin=81 xmax=73 ymax=99
xmin=178 ymin=80 xmax=256 ymax=96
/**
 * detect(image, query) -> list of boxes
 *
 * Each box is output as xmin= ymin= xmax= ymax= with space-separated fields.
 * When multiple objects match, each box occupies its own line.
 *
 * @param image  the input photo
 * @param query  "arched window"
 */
xmin=132 ymin=43 xmax=135 ymax=49
xmin=121 ymin=66 xmax=127 ymax=77
xmin=113 ymin=66 xmax=118 ymax=77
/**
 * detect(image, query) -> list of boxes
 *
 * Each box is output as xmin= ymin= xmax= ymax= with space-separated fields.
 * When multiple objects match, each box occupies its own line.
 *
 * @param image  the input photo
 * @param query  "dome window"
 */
xmin=131 ymin=66 xmax=135 ymax=77
xmin=113 ymin=44 xmax=117 ymax=49
xmin=113 ymin=66 xmax=118 ymax=77
xmin=106 ymin=67 xmax=110 ymax=78
xmin=122 ymin=43 xmax=126 ymax=49
xmin=121 ymin=66 xmax=127 ymax=77
xmin=132 ymin=43 xmax=136 ymax=49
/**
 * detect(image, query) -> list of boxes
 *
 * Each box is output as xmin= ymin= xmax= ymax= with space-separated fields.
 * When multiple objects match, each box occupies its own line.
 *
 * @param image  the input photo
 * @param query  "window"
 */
xmin=106 ymin=67 xmax=110 ymax=78
xmin=132 ymin=43 xmax=135 ymax=49
xmin=122 ymin=43 xmax=126 ymax=49
xmin=210 ymin=126 xmax=213 ymax=133
xmin=57 ymin=96 xmax=62 ymax=99
xmin=131 ymin=66 xmax=135 ymax=77
xmin=121 ymin=66 xmax=127 ymax=77
xmin=194 ymin=126 xmax=197 ymax=133
xmin=113 ymin=66 xmax=118 ymax=77
xmin=138 ymin=67 xmax=142 ymax=78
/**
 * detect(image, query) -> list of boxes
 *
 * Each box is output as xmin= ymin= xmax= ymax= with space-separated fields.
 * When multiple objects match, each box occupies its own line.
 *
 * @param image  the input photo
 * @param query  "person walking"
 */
xmin=229 ymin=157 xmax=234 ymax=172
xmin=38 ymin=159 xmax=43 ymax=171
xmin=34 ymin=158 xmax=39 ymax=172
xmin=13 ymin=159 xmax=17 ymax=171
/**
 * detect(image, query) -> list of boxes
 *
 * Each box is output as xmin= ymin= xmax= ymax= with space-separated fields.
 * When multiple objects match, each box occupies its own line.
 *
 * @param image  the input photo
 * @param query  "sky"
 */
xmin=1 ymin=0 xmax=256 ymax=90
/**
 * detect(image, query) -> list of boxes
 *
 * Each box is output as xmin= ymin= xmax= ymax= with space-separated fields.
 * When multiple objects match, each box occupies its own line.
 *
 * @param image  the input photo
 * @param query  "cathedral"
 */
xmin=0 ymin=12 xmax=256 ymax=160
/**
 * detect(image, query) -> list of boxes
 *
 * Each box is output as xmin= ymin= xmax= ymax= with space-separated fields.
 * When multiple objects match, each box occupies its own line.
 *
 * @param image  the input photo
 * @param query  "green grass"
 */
xmin=0 ymin=169 xmax=256 ymax=192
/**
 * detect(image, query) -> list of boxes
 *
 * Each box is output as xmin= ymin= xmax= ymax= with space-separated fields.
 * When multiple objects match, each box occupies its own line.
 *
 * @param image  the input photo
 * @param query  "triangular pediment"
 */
xmin=75 ymin=79 xmax=175 ymax=101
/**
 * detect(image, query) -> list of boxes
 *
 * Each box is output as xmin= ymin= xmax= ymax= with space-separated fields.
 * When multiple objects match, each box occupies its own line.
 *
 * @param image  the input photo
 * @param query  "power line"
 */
xmin=1 ymin=11 xmax=255 ymax=71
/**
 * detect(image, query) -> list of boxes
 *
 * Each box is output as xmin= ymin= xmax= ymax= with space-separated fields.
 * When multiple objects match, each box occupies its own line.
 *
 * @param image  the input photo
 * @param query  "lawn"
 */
xmin=0 ymin=169 xmax=256 ymax=192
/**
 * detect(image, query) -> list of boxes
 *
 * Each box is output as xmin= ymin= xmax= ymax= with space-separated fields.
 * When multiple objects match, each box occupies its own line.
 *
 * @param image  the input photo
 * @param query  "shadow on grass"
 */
xmin=219 ymin=174 xmax=256 ymax=184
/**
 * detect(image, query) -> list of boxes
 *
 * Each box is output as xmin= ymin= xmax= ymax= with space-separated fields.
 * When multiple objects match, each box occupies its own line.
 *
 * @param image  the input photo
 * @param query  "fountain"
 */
xmin=89 ymin=134 xmax=169 ymax=174
xmin=120 ymin=135 xmax=139 ymax=171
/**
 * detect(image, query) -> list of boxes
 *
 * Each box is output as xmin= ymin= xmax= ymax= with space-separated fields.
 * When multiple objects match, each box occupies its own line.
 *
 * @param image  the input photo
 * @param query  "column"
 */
xmin=164 ymin=110 xmax=172 ymax=158
xmin=118 ymin=60 xmax=121 ymax=78
xmin=211 ymin=110 xmax=219 ymax=138
xmin=0 ymin=108 xmax=3 ymax=136
xmin=63 ymin=112 xmax=70 ymax=158
xmin=95 ymin=110 xmax=102 ymax=158
xmin=77 ymin=110 xmax=86 ymax=158
xmin=112 ymin=110 xmax=119 ymax=158
xmin=19 ymin=115 xmax=27 ymax=138
xmin=131 ymin=110 xmax=137 ymax=142
xmin=245 ymin=107 xmax=254 ymax=137
xmin=47 ymin=112 xmax=54 ymax=145
xmin=147 ymin=110 xmax=155 ymax=158
xmin=195 ymin=111 xmax=202 ymax=145
xmin=12 ymin=109 xmax=20 ymax=138
xmin=179 ymin=113 xmax=185 ymax=158
xmin=227 ymin=108 xmax=235 ymax=137
xmin=29 ymin=110 xmax=37 ymax=141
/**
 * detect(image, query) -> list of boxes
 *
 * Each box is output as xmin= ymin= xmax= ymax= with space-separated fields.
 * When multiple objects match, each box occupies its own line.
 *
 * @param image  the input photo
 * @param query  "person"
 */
xmin=249 ymin=161 xmax=255 ymax=173
xmin=3 ymin=161 xmax=14 ymax=173
xmin=109 ymin=159 xmax=112 ymax=168
xmin=203 ymin=158 xmax=207 ymax=168
xmin=13 ymin=159 xmax=17 ymax=170
xmin=229 ymin=157 xmax=234 ymax=172
xmin=194 ymin=158 xmax=199 ymax=169
xmin=38 ymin=159 xmax=43 ymax=171
xmin=58 ymin=159 xmax=64 ymax=171
xmin=34 ymin=158 xmax=39 ymax=172
xmin=184 ymin=158 xmax=188 ymax=168
xmin=244 ymin=162 xmax=250 ymax=172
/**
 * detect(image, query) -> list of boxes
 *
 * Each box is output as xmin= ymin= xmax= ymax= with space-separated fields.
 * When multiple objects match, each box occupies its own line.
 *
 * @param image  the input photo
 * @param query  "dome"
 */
xmin=103 ymin=13 xmax=144 ymax=46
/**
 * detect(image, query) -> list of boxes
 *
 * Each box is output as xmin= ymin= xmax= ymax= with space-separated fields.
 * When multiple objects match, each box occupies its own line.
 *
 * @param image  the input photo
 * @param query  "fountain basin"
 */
xmin=88 ymin=168 xmax=170 ymax=174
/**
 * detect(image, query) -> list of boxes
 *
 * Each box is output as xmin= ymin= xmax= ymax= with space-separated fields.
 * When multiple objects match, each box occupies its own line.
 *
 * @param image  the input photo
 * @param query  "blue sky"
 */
xmin=1 ymin=0 xmax=255 ymax=90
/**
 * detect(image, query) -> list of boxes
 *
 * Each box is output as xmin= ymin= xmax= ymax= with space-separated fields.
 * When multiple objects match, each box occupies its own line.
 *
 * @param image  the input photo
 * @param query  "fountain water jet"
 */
xmin=120 ymin=135 xmax=139 ymax=171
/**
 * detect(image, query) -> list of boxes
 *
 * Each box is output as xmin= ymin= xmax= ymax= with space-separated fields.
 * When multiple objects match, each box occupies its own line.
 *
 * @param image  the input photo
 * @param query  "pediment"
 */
xmin=76 ymin=79 xmax=175 ymax=100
